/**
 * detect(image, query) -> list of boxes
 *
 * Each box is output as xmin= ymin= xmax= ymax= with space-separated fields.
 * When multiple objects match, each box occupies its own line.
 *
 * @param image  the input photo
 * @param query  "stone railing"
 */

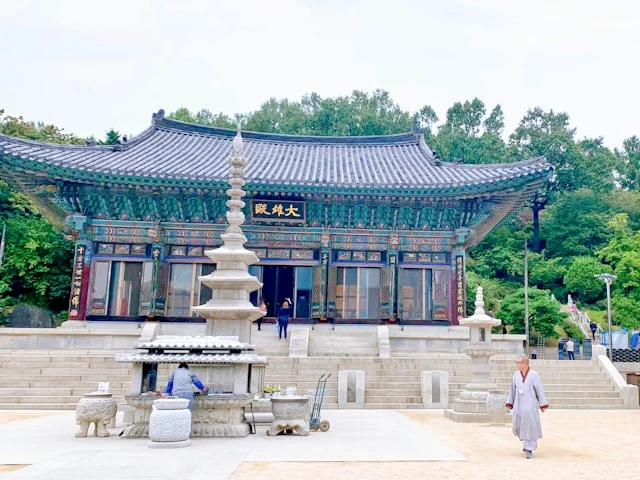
xmin=592 ymin=345 xmax=639 ymax=409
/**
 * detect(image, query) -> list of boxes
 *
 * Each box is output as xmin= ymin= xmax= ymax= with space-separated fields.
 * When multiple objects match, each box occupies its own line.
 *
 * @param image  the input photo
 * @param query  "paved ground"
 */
xmin=0 ymin=409 xmax=638 ymax=480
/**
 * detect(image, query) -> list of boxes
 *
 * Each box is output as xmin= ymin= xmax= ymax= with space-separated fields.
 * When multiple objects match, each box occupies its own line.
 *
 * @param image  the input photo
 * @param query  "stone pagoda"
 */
xmin=191 ymin=127 xmax=265 ymax=338
xmin=116 ymin=127 xmax=267 ymax=437
xmin=445 ymin=286 xmax=508 ymax=423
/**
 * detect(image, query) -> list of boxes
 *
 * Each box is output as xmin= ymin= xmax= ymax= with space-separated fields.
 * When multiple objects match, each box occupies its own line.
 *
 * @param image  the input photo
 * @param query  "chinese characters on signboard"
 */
xmin=456 ymin=255 xmax=465 ymax=318
xmin=250 ymin=199 xmax=306 ymax=223
xmin=69 ymin=244 xmax=86 ymax=318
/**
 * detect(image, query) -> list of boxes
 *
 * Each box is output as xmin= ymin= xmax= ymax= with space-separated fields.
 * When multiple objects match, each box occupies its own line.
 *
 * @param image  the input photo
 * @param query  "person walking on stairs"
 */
xmin=277 ymin=298 xmax=292 ymax=340
xmin=505 ymin=356 xmax=549 ymax=459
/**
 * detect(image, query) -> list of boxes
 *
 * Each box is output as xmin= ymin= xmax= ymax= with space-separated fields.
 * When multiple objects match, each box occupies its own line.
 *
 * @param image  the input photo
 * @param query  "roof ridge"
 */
xmin=0 ymin=124 xmax=157 ymax=152
xmin=154 ymin=115 xmax=420 ymax=146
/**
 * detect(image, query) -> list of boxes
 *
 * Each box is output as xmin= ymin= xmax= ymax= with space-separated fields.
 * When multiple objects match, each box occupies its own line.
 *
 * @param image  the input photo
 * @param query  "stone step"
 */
xmin=0 ymin=374 xmax=133 ymax=383
xmin=0 ymin=380 xmax=131 ymax=389
xmin=0 ymin=403 xmax=80 ymax=410
xmin=491 ymin=390 xmax=622 ymax=399
xmin=365 ymin=390 xmax=422 ymax=398
xmin=0 ymin=395 xmax=126 ymax=404
xmin=0 ymin=387 xmax=130 ymax=396
xmin=364 ymin=395 xmax=423 ymax=403
xmin=7 ymin=367 xmax=131 ymax=375
xmin=364 ymin=403 xmax=425 ymax=409
xmin=493 ymin=384 xmax=616 ymax=392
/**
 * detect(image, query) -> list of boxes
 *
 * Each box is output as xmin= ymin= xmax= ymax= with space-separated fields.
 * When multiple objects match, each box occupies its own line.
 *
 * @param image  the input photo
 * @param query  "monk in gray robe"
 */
xmin=505 ymin=356 xmax=549 ymax=459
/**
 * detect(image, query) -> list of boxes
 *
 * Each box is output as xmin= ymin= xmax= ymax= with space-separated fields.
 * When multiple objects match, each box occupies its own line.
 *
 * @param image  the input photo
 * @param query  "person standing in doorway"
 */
xmin=505 ymin=356 xmax=549 ymax=459
xmin=277 ymin=298 xmax=292 ymax=340
xmin=566 ymin=338 xmax=575 ymax=360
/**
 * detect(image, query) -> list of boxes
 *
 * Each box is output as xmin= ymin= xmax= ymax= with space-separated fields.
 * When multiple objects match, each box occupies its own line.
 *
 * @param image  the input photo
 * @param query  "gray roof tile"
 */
xmin=0 ymin=110 xmax=553 ymax=190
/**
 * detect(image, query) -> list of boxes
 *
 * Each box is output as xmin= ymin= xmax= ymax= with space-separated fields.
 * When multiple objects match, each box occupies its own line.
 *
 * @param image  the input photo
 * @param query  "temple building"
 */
xmin=0 ymin=110 xmax=552 ymax=326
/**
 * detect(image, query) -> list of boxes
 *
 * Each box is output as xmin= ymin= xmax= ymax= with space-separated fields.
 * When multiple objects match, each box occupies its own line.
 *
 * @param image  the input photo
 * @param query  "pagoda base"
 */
xmin=444 ymin=409 xmax=511 ymax=424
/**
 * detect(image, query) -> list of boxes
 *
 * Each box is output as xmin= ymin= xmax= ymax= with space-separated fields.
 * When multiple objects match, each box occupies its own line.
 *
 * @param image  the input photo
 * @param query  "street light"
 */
xmin=595 ymin=273 xmax=617 ymax=361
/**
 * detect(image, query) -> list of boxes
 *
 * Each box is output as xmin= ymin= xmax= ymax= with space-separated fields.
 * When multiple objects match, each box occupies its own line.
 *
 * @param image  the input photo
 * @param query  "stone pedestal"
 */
xmin=75 ymin=392 xmax=117 ymax=438
xmin=486 ymin=390 xmax=508 ymax=425
xmin=122 ymin=394 xmax=253 ymax=438
xmin=267 ymin=396 xmax=310 ymax=436
xmin=149 ymin=398 xmax=191 ymax=448
xmin=446 ymin=286 xmax=506 ymax=423
xmin=338 ymin=370 xmax=365 ymax=409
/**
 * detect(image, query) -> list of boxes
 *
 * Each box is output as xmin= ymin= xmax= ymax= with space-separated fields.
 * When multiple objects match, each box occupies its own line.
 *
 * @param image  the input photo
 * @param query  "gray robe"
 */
xmin=507 ymin=369 xmax=548 ymax=441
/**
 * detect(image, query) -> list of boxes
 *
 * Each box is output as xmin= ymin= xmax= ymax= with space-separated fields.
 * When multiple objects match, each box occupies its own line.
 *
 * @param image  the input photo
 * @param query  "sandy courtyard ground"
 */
xmin=230 ymin=409 xmax=639 ymax=480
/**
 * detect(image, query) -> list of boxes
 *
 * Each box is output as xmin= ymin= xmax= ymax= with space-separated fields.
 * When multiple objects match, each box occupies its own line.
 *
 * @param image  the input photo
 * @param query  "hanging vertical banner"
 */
xmin=455 ymin=254 xmax=465 ymax=319
xmin=68 ymin=243 xmax=88 ymax=319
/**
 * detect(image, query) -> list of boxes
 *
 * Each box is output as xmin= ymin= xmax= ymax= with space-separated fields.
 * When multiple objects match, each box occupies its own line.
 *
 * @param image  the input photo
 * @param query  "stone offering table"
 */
xmin=267 ymin=396 xmax=310 ymax=436
xmin=75 ymin=392 xmax=117 ymax=438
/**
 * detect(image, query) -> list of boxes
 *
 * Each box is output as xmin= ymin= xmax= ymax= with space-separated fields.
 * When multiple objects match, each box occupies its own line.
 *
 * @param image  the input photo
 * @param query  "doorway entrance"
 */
xmin=248 ymin=265 xmax=313 ymax=318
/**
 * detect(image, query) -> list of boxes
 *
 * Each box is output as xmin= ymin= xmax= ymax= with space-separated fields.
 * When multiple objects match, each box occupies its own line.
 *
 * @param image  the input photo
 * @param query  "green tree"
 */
xmin=431 ymin=98 xmax=508 ymax=164
xmin=0 ymin=181 xmax=74 ymax=314
xmin=540 ymin=189 xmax=612 ymax=258
xmin=498 ymin=287 xmax=567 ymax=338
xmin=509 ymin=108 xmax=580 ymax=251
xmin=563 ymin=256 xmax=613 ymax=304
xmin=611 ymin=296 xmax=640 ymax=329
xmin=617 ymin=136 xmax=640 ymax=190
xmin=0 ymin=109 xmax=84 ymax=145
xmin=100 ymin=129 xmax=121 ymax=145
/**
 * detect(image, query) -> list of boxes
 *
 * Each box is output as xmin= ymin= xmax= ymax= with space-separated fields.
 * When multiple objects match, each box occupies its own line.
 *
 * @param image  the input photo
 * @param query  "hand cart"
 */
xmin=309 ymin=373 xmax=331 ymax=432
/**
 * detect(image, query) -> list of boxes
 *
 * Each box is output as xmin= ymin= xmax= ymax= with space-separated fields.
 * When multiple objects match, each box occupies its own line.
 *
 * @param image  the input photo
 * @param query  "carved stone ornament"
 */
xmin=149 ymin=398 xmax=191 ymax=448
xmin=75 ymin=392 xmax=117 ymax=438
xmin=267 ymin=396 xmax=310 ymax=436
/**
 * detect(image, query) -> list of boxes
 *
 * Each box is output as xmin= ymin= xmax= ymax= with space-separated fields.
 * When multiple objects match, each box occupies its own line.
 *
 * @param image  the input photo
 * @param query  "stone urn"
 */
xmin=75 ymin=392 xmax=117 ymax=438
xmin=267 ymin=396 xmax=310 ymax=436
xmin=486 ymin=390 xmax=508 ymax=425
xmin=149 ymin=398 xmax=191 ymax=448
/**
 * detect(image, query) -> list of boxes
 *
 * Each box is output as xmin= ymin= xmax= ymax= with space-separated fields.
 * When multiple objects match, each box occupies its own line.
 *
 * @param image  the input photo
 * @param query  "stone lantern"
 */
xmin=445 ymin=286 xmax=508 ymax=423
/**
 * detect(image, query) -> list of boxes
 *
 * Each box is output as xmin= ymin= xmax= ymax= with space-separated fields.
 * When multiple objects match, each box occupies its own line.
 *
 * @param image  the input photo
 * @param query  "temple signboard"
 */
xmin=455 ymin=254 xmax=465 ymax=319
xmin=250 ymin=199 xmax=306 ymax=223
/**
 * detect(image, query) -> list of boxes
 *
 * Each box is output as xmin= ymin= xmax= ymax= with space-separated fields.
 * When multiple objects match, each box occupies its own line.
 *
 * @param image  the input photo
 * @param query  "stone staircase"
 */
xmin=0 ymin=350 xmax=132 ymax=410
xmin=263 ymin=355 xmax=472 ymax=409
xmin=0 ymin=348 xmax=628 ymax=411
xmin=490 ymin=357 xmax=625 ymax=409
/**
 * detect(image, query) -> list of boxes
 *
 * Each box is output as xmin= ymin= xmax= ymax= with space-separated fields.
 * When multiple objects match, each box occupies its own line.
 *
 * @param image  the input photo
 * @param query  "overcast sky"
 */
xmin=1 ymin=0 xmax=638 ymax=149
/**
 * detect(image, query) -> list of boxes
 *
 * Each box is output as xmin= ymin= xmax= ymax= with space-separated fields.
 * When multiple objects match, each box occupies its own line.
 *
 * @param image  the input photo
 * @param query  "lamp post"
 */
xmin=595 ymin=273 xmax=617 ymax=361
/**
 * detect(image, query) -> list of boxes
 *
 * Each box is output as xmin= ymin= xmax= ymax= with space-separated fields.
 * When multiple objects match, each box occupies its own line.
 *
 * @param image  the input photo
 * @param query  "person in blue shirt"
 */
xmin=277 ymin=298 xmax=293 ymax=340
xmin=165 ymin=362 xmax=206 ymax=411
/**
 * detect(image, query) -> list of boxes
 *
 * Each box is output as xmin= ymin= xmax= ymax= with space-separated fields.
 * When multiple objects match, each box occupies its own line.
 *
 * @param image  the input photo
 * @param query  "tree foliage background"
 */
xmin=1 ymin=90 xmax=639 ymax=333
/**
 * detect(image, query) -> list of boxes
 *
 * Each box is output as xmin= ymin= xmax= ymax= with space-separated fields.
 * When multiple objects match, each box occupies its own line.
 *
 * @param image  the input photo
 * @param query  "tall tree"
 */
xmin=617 ymin=136 xmax=640 ymax=190
xmin=509 ymin=107 xmax=580 ymax=251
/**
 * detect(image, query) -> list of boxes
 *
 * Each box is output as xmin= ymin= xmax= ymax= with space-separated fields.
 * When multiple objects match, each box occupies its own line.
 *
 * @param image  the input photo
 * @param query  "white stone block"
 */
xmin=421 ymin=371 xmax=449 ymax=408
xmin=289 ymin=328 xmax=309 ymax=358
xmin=338 ymin=370 xmax=364 ymax=409
xmin=377 ymin=326 xmax=390 ymax=358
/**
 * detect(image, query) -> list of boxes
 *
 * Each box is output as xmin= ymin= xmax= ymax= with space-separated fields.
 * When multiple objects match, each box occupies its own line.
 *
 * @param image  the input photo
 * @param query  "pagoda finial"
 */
xmin=474 ymin=286 xmax=486 ymax=315
xmin=225 ymin=126 xmax=247 ymax=235
xmin=232 ymin=119 xmax=244 ymax=154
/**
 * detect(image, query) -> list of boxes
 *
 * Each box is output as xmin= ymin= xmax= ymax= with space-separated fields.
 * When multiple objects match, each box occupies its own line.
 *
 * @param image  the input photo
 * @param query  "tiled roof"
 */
xmin=134 ymin=335 xmax=254 ymax=351
xmin=0 ymin=109 xmax=553 ymax=191
xmin=115 ymin=352 xmax=268 ymax=365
